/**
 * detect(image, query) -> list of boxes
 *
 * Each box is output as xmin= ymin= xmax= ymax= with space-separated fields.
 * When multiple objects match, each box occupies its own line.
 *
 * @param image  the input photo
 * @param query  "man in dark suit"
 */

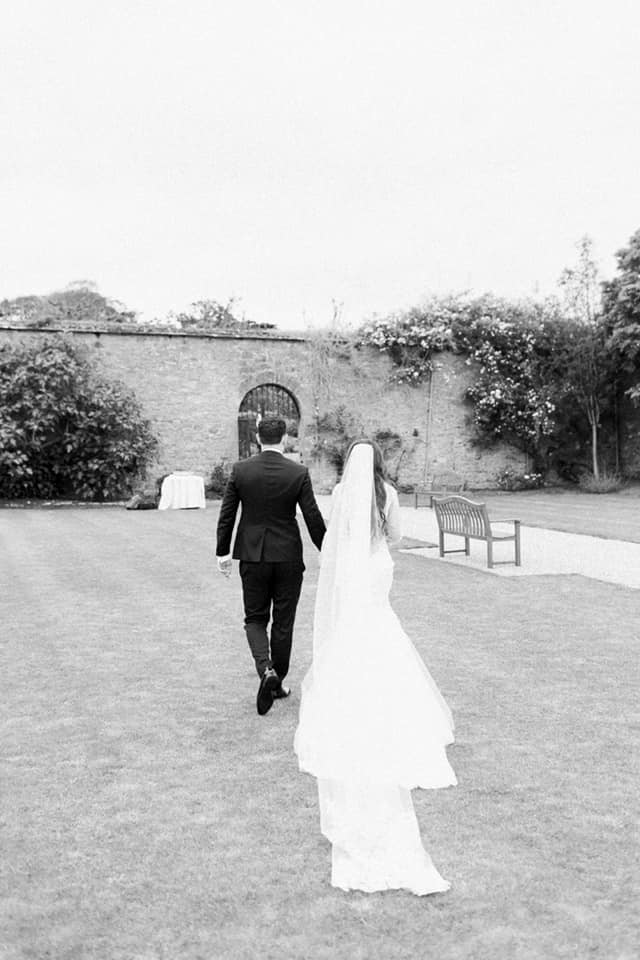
xmin=216 ymin=418 xmax=326 ymax=715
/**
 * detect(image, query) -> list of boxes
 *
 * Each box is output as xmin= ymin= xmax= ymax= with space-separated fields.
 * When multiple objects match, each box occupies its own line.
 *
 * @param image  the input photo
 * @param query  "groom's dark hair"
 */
xmin=257 ymin=418 xmax=287 ymax=445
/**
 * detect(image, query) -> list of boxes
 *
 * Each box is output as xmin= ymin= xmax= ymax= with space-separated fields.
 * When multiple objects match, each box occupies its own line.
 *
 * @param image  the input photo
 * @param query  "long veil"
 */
xmin=311 ymin=442 xmax=378 ymax=666
xmin=295 ymin=442 xmax=455 ymax=787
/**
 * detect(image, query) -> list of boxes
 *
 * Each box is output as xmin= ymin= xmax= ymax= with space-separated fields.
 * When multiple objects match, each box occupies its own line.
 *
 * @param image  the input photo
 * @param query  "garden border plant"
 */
xmin=206 ymin=461 xmax=232 ymax=499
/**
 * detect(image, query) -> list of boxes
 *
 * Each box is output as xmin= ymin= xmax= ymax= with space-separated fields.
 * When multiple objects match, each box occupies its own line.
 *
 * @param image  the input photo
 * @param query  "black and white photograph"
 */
xmin=2 ymin=2 xmax=639 ymax=958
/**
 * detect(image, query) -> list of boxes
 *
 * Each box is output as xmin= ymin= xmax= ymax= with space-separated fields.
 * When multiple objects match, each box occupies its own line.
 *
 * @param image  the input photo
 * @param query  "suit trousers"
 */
xmin=239 ymin=560 xmax=305 ymax=679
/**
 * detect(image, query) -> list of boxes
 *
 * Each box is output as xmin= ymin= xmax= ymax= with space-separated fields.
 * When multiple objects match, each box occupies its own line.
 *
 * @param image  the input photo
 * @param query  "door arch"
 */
xmin=237 ymin=383 xmax=301 ymax=459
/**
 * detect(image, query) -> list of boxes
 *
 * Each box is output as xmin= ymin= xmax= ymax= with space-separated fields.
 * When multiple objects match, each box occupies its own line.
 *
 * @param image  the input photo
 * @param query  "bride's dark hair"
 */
xmin=344 ymin=438 xmax=391 ymax=540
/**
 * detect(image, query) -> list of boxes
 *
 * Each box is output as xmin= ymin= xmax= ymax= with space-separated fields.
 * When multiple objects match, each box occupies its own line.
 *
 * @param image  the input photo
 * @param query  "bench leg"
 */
xmin=439 ymin=530 xmax=445 ymax=558
xmin=464 ymin=536 xmax=470 ymax=556
xmin=514 ymin=521 xmax=521 ymax=566
xmin=487 ymin=539 xmax=494 ymax=569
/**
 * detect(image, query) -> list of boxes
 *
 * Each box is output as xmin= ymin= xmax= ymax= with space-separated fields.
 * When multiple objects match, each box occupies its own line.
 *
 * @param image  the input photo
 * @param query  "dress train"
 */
xmin=319 ymin=780 xmax=450 ymax=895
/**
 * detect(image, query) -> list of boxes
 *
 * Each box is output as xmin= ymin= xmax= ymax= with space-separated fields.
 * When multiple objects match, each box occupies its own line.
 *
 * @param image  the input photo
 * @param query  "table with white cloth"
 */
xmin=158 ymin=472 xmax=206 ymax=510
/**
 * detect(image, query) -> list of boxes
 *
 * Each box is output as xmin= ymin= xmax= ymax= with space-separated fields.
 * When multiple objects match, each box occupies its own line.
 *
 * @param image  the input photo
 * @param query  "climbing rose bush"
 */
xmin=359 ymin=295 xmax=566 ymax=469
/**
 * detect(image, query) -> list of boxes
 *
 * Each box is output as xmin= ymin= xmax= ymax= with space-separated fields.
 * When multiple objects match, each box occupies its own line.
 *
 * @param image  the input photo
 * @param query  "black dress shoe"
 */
xmin=257 ymin=668 xmax=280 ymax=716
xmin=273 ymin=684 xmax=291 ymax=700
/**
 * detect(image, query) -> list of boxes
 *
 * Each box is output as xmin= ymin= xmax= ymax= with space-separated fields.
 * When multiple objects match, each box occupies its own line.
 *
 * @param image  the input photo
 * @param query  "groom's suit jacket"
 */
xmin=216 ymin=451 xmax=326 ymax=562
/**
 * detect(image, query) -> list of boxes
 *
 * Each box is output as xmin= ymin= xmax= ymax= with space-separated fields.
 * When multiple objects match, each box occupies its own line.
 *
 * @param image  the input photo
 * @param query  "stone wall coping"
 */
xmin=0 ymin=323 xmax=308 ymax=343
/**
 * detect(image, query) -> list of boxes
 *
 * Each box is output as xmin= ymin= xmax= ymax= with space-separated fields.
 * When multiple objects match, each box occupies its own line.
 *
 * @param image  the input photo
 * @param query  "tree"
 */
xmin=0 ymin=337 xmax=157 ymax=500
xmin=602 ymin=228 xmax=640 ymax=403
xmin=557 ymin=237 xmax=617 ymax=478
xmin=0 ymin=295 xmax=43 ymax=326
xmin=0 ymin=281 xmax=136 ymax=328
xmin=167 ymin=298 xmax=275 ymax=332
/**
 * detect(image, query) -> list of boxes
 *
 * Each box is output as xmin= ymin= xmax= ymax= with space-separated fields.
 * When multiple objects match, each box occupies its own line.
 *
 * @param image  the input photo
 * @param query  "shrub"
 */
xmin=578 ymin=471 xmax=623 ymax=494
xmin=0 ymin=337 xmax=157 ymax=500
xmin=309 ymin=406 xmax=365 ymax=474
xmin=206 ymin=462 xmax=231 ymax=499
xmin=496 ymin=469 xmax=544 ymax=492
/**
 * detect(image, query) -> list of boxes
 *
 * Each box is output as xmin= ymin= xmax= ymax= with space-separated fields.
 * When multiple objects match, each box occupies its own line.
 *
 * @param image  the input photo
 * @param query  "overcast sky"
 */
xmin=2 ymin=0 xmax=640 ymax=328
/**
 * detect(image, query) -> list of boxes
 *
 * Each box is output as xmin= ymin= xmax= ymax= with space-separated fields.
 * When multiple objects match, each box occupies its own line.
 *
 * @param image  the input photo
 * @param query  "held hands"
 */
xmin=217 ymin=556 xmax=232 ymax=578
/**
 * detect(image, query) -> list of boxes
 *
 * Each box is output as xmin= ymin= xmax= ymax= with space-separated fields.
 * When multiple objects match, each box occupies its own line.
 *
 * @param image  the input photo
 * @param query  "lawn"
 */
xmin=2 ymin=506 xmax=639 ymax=960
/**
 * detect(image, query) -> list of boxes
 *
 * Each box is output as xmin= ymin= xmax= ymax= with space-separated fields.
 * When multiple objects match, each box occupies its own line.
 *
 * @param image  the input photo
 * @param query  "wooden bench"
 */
xmin=414 ymin=471 xmax=465 ymax=509
xmin=432 ymin=495 xmax=521 ymax=569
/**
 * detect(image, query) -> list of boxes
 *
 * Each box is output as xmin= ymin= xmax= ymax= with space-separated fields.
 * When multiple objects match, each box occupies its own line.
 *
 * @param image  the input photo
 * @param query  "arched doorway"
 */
xmin=238 ymin=383 xmax=301 ymax=459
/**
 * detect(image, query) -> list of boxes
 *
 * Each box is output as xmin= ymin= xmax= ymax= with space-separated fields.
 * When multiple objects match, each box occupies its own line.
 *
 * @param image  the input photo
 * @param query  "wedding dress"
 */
xmin=294 ymin=443 xmax=457 ymax=895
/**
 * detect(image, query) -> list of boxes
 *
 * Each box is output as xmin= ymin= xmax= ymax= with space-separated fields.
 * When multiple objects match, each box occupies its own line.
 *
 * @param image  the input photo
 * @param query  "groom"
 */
xmin=216 ymin=418 xmax=326 ymax=715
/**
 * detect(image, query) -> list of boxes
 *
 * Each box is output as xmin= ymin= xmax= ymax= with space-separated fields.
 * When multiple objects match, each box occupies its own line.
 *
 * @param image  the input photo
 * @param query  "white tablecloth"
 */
xmin=158 ymin=473 xmax=206 ymax=510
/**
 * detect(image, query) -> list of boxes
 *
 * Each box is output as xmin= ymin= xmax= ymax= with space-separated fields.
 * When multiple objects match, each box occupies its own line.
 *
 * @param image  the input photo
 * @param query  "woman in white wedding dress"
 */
xmin=294 ymin=439 xmax=457 ymax=896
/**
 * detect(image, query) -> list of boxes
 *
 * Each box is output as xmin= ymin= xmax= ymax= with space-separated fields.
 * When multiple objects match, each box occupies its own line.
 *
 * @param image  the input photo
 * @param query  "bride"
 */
xmin=294 ymin=439 xmax=457 ymax=896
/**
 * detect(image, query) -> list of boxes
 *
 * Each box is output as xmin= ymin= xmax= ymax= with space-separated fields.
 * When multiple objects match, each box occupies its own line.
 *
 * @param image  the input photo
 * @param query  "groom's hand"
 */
xmin=217 ymin=556 xmax=232 ymax=578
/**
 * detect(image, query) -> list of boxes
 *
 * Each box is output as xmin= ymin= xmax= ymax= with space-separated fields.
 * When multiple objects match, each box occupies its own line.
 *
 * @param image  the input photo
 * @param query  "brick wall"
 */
xmin=0 ymin=325 xmax=527 ymax=492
